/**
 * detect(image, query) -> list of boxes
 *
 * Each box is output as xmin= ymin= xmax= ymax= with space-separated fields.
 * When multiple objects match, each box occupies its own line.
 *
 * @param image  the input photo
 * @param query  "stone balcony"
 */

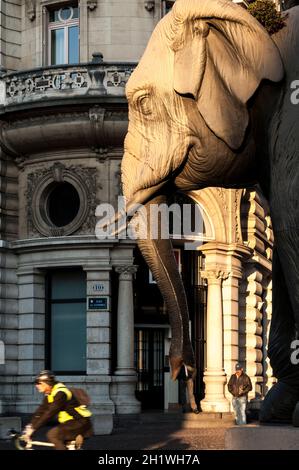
xmin=0 ymin=61 xmax=136 ymax=110
xmin=0 ymin=61 xmax=137 ymax=156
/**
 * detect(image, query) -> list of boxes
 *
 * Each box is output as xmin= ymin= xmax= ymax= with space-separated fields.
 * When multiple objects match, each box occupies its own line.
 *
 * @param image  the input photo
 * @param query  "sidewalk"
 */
xmin=0 ymin=411 xmax=235 ymax=451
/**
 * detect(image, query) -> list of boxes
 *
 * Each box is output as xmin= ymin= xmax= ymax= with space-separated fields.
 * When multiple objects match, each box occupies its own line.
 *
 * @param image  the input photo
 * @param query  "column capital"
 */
xmin=201 ymin=270 xmax=230 ymax=284
xmin=115 ymin=265 xmax=138 ymax=280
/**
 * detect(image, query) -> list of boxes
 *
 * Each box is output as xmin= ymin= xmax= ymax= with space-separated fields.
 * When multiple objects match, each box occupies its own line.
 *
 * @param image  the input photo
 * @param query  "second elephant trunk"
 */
xmin=136 ymin=194 xmax=195 ymax=380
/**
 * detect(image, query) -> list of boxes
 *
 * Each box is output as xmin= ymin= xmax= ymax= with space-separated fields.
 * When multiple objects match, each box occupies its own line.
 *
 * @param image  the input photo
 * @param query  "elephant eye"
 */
xmin=133 ymin=91 xmax=152 ymax=116
xmin=139 ymin=96 xmax=152 ymax=115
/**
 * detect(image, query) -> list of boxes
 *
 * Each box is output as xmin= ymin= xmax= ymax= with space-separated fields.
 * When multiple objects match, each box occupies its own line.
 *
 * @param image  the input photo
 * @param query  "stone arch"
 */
xmin=187 ymin=188 xmax=228 ymax=244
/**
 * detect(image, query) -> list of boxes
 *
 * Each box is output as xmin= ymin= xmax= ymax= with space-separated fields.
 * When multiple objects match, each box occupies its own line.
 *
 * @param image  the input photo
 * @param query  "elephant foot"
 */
xmin=260 ymin=382 xmax=299 ymax=424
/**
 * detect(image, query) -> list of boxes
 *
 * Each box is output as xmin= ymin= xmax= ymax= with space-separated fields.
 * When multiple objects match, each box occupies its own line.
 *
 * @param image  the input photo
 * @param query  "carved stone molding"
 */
xmin=89 ymin=106 xmax=105 ymax=123
xmin=3 ymin=64 xmax=135 ymax=104
xmin=234 ymin=189 xmax=243 ymax=243
xmin=115 ymin=265 xmax=138 ymax=280
xmin=51 ymin=162 xmax=65 ymax=182
xmin=201 ymin=270 xmax=230 ymax=284
xmin=26 ymin=0 xmax=36 ymax=21
xmin=114 ymin=162 xmax=122 ymax=196
xmin=144 ymin=1 xmax=155 ymax=11
xmin=215 ymin=187 xmax=228 ymax=213
xmin=87 ymin=0 xmax=98 ymax=10
xmin=26 ymin=163 xmax=98 ymax=237
xmin=1 ymin=109 xmax=128 ymax=156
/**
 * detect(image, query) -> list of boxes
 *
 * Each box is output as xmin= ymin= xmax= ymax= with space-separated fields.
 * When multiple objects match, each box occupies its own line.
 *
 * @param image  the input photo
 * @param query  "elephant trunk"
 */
xmin=96 ymin=181 xmax=167 ymax=238
xmin=137 ymin=194 xmax=195 ymax=380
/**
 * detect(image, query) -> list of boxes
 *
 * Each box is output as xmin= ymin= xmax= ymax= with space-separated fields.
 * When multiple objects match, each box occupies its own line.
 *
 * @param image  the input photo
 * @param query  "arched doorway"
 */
xmin=133 ymin=193 xmax=215 ymax=410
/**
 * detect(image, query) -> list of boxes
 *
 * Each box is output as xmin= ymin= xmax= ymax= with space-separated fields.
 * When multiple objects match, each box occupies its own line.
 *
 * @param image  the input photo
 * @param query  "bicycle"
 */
xmin=9 ymin=429 xmax=84 ymax=450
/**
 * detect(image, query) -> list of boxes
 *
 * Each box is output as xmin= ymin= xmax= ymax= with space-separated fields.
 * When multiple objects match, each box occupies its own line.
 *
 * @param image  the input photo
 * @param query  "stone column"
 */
xmin=200 ymin=270 xmax=230 ymax=412
xmin=111 ymin=265 xmax=140 ymax=414
xmin=115 ymin=265 xmax=137 ymax=376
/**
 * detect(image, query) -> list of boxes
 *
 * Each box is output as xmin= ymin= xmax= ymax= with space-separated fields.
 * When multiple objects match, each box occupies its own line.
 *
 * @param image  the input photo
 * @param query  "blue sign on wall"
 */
xmin=88 ymin=297 xmax=108 ymax=310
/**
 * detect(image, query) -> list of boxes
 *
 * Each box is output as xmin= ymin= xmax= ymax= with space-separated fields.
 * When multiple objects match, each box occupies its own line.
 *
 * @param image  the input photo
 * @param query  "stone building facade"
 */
xmin=0 ymin=0 xmax=274 ymax=433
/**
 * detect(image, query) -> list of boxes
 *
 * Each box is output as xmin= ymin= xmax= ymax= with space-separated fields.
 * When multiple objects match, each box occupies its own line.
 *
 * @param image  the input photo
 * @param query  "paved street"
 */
xmin=86 ymin=423 xmax=230 ymax=450
xmin=0 ymin=420 xmax=232 ymax=451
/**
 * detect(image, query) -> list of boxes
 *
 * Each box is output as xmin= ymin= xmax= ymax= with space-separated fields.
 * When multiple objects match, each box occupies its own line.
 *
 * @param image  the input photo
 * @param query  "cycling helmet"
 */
xmin=35 ymin=370 xmax=56 ymax=386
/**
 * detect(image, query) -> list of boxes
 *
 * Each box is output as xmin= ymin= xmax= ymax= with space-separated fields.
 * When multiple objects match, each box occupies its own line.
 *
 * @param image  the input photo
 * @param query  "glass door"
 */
xmin=46 ymin=269 xmax=86 ymax=373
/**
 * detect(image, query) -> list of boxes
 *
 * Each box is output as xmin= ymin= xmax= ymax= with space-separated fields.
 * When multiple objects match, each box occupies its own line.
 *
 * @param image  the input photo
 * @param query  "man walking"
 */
xmin=228 ymin=363 xmax=252 ymax=425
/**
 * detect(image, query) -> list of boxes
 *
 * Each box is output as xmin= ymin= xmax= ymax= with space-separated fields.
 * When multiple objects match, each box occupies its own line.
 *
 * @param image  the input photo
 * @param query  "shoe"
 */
xmin=192 ymin=408 xmax=200 ymax=414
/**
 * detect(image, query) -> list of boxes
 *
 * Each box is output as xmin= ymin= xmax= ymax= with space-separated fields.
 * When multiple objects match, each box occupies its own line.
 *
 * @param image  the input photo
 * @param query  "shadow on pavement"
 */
xmin=0 ymin=412 xmax=232 ymax=451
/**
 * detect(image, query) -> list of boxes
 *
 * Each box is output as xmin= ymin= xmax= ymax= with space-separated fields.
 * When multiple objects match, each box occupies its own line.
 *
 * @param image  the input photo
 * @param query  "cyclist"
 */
xmin=22 ymin=370 xmax=93 ymax=450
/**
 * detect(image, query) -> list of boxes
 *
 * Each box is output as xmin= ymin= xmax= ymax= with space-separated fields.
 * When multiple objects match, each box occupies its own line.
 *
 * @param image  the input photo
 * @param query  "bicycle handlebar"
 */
xmin=9 ymin=429 xmax=82 ymax=450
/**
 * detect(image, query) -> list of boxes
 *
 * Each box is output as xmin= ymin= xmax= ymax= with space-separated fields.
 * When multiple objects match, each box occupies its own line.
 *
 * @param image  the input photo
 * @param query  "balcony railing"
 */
xmin=0 ymin=62 xmax=136 ymax=107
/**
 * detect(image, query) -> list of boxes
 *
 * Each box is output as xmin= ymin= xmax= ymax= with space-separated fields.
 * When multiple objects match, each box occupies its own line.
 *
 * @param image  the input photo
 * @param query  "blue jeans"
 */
xmin=232 ymin=396 xmax=247 ymax=425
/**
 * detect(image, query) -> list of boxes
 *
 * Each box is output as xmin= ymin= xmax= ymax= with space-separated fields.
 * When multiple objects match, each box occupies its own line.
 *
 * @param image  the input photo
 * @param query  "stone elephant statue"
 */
xmin=109 ymin=0 xmax=299 ymax=422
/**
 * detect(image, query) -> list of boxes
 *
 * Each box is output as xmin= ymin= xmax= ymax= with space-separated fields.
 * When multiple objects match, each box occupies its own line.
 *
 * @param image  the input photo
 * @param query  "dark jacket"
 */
xmin=30 ymin=384 xmax=89 ymax=431
xmin=228 ymin=372 xmax=252 ymax=398
xmin=177 ymin=365 xmax=191 ymax=382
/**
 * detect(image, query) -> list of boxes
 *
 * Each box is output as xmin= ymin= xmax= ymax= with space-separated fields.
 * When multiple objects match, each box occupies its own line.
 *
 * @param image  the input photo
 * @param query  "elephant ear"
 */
xmin=170 ymin=0 xmax=284 ymax=150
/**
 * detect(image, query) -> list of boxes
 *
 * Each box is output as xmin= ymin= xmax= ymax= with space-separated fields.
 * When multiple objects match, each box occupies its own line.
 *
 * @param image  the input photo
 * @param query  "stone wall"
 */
xmin=0 ymin=0 xmax=21 ymax=72
xmin=0 ymin=149 xmax=19 ymax=413
xmin=87 ymin=0 xmax=160 ymax=62
xmin=20 ymin=0 xmax=161 ymax=70
xmin=240 ymin=189 xmax=273 ymax=407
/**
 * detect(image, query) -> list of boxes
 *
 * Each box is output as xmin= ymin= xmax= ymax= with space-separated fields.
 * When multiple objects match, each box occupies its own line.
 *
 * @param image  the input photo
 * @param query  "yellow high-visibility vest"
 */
xmin=47 ymin=383 xmax=92 ymax=423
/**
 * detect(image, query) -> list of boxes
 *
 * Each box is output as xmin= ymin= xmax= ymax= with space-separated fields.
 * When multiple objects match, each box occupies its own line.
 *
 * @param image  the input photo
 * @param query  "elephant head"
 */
xmin=118 ymin=0 xmax=284 ymax=380
xmin=122 ymin=0 xmax=283 ymax=203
